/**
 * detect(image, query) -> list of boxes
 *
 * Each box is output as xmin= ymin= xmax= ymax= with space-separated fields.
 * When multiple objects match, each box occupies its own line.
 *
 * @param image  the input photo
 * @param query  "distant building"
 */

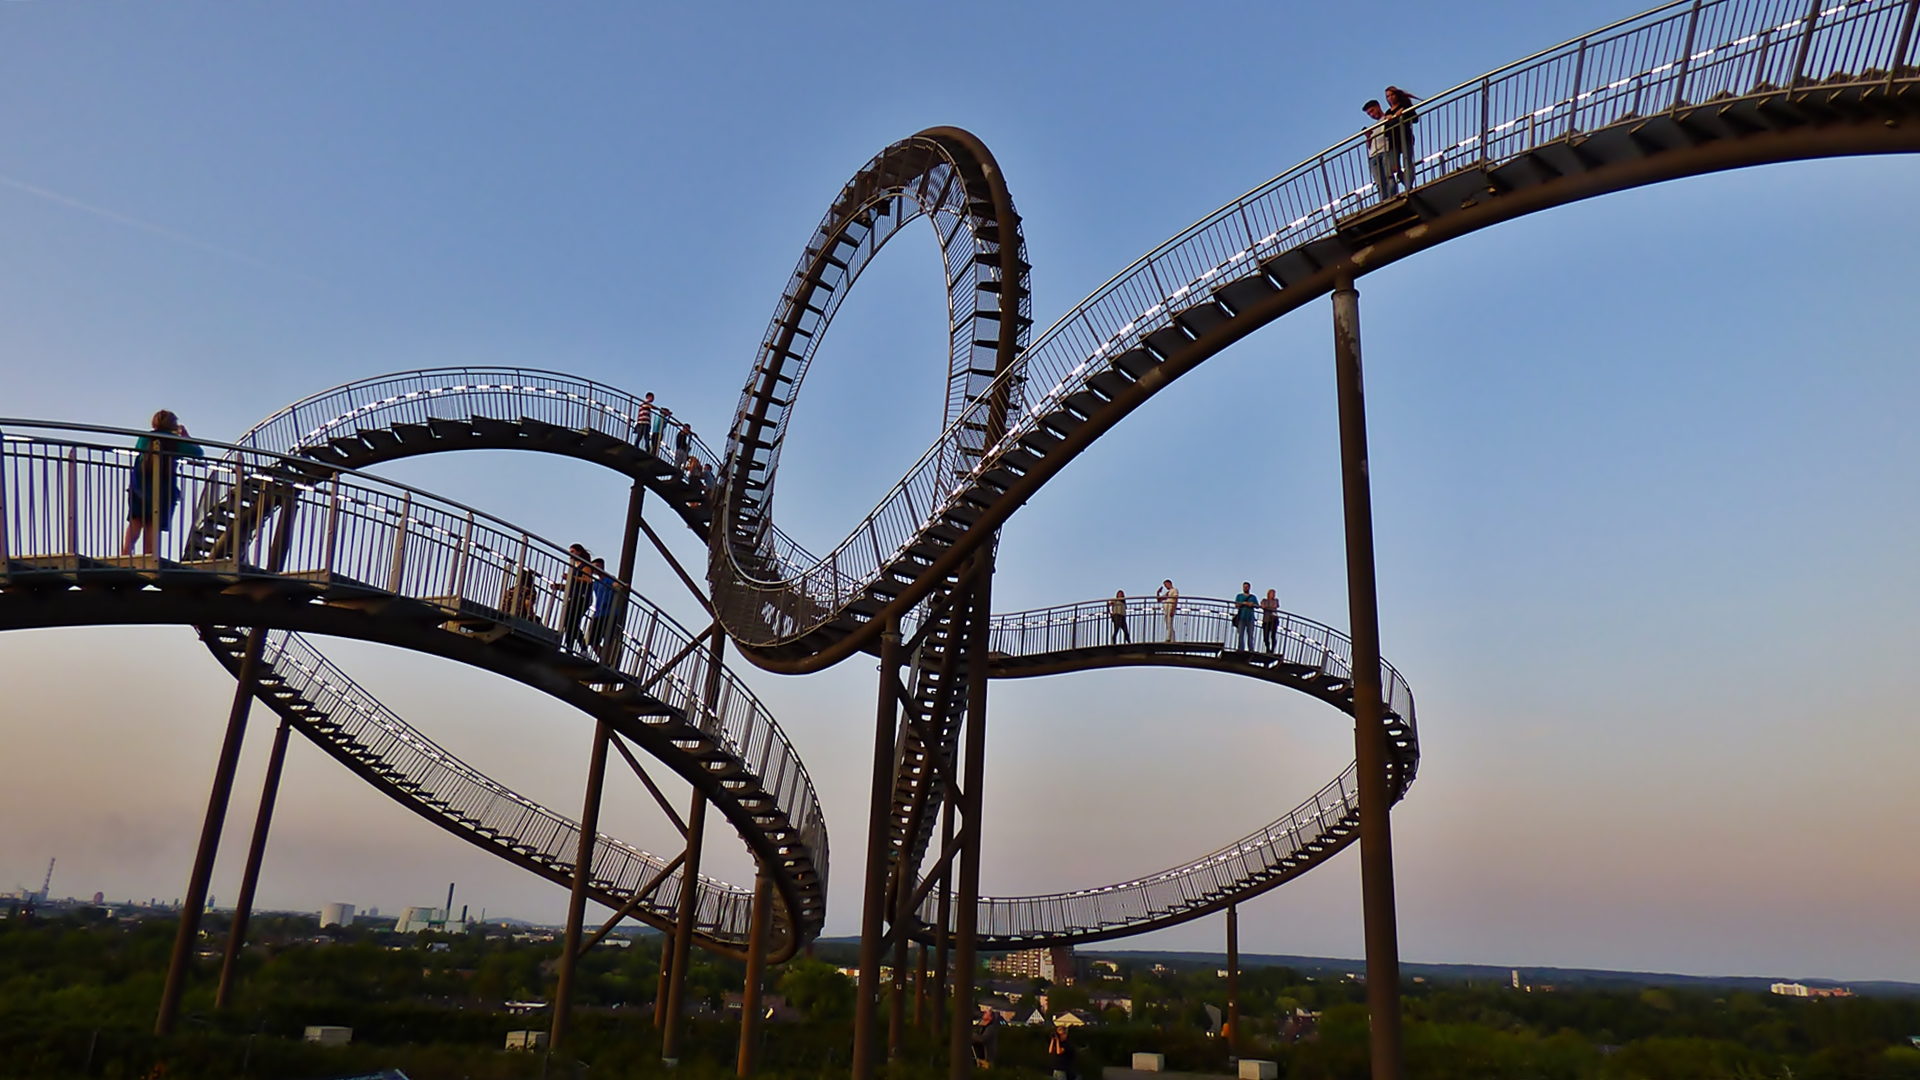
xmin=320 ymin=902 xmax=356 ymax=928
xmin=394 ymin=906 xmax=448 ymax=933
xmin=1771 ymin=982 xmax=1852 ymax=998
xmin=989 ymin=946 xmax=1077 ymax=984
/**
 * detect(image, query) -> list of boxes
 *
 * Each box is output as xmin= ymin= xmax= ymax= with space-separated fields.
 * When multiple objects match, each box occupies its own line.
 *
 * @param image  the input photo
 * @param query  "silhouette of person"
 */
xmin=1233 ymin=582 xmax=1258 ymax=652
xmin=121 ymin=410 xmax=204 ymax=557
xmin=1157 ymin=580 xmax=1179 ymax=641
xmin=1108 ymin=590 xmax=1130 ymax=644
xmin=1261 ymin=588 xmax=1281 ymax=653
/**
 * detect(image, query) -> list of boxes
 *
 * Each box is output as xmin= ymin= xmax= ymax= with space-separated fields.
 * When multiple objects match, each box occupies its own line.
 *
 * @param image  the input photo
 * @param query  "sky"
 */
xmin=1 ymin=0 xmax=1917 ymax=984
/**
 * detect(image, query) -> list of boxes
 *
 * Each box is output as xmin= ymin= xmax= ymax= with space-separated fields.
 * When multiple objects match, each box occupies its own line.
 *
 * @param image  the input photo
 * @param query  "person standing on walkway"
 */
xmin=121 ymin=410 xmax=204 ymax=557
xmin=635 ymin=392 xmax=655 ymax=451
xmin=1108 ymin=590 xmax=1130 ymax=644
xmin=1233 ymin=582 xmax=1259 ymax=652
xmin=674 ymin=422 xmax=694 ymax=467
xmin=559 ymin=543 xmax=595 ymax=653
xmin=1386 ymin=85 xmax=1420 ymax=193
xmin=1048 ymin=1024 xmax=1078 ymax=1080
xmin=1261 ymin=587 xmax=1281 ymax=653
xmin=588 ymin=557 xmax=618 ymax=654
xmin=652 ymin=406 xmax=671 ymax=457
xmin=1156 ymin=580 xmax=1179 ymax=642
xmin=1363 ymin=100 xmax=1397 ymax=201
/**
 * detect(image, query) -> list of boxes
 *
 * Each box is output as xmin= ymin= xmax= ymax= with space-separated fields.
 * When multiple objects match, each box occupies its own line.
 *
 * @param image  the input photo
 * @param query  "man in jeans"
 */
xmin=1363 ymin=99 xmax=1396 ymax=201
xmin=1233 ymin=582 xmax=1259 ymax=652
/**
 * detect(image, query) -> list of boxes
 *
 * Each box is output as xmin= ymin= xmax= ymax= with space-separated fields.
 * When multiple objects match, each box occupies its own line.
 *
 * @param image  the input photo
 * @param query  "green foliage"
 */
xmin=776 ymin=957 xmax=854 ymax=1022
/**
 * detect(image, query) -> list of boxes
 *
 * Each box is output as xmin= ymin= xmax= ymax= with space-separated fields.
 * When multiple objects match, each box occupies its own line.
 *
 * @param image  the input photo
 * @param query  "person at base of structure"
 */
xmin=1048 ymin=1023 xmax=1078 ymax=1080
xmin=972 ymin=1006 xmax=999 ymax=1069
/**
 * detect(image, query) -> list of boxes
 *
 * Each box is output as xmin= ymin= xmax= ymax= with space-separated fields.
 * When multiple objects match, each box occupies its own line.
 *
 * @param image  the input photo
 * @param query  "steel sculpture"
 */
xmin=2 ymin=0 xmax=1917 ymax=1075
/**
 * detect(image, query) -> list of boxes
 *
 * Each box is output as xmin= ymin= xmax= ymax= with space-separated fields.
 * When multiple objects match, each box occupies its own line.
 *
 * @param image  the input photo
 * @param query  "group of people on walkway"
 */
xmin=1363 ymin=85 xmax=1420 ymax=201
xmin=1101 ymin=580 xmax=1283 ymax=653
xmin=558 ymin=544 xmax=625 ymax=655
xmin=634 ymin=392 xmax=715 ymax=504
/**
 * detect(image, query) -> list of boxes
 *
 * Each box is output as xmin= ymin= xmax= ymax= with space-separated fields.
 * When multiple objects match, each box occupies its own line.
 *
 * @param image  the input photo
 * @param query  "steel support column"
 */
xmin=1332 ymin=277 xmax=1404 ymax=1080
xmin=852 ymin=617 xmax=904 ymax=1080
xmin=737 ymin=872 xmax=773 ymax=1078
xmin=948 ymin=556 xmax=993 ymax=1079
xmin=1225 ymin=902 xmax=1241 ymax=1057
xmin=156 ymin=625 xmax=268 ymax=1037
xmin=914 ymin=942 xmax=928 ymax=1031
xmin=661 ymin=633 xmax=724 ymax=1065
xmin=933 ymin=794 xmax=952 ymax=1034
xmin=214 ymin=715 xmax=293 ymax=1010
xmin=550 ymin=720 xmax=614 ymax=1051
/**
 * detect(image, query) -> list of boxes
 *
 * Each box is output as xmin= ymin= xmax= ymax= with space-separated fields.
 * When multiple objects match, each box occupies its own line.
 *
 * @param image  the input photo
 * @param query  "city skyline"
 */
xmin=2 ymin=0 xmax=1917 ymax=985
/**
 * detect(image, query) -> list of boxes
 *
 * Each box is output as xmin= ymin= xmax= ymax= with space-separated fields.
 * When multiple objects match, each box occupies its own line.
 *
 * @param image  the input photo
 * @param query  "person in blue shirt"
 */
xmin=121 ymin=409 xmax=204 ymax=557
xmin=1232 ymin=582 xmax=1259 ymax=652
xmin=587 ymin=557 xmax=620 ymax=654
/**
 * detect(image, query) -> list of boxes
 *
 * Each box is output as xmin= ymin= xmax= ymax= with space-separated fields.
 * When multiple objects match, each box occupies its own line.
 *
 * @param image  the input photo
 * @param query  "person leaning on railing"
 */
xmin=121 ymin=409 xmax=204 ymax=558
xmin=1385 ymin=85 xmax=1420 ymax=192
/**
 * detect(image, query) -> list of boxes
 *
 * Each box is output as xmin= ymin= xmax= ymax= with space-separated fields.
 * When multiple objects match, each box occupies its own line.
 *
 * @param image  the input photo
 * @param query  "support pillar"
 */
xmin=852 ymin=617 xmax=903 ymax=1080
xmin=1332 ymin=277 xmax=1404 ymax=1080
xmin=914 ymin=942 xmax=928 ymax=1031
xmin=660 ymin=791 xmax=709 ymax=1063
xmin=737 ymin=872 xmax=773 ymax=1077
xmin=933 ymin=794 xmax=952 ymax=1035
xmin=661 ymin=634 xmax=724 ymax=1065
xmin=156 ymin=626 xmax=268 ymax=1037
xmin=948 ymin=557 xmax=993 ymax=1080
xmin=550 ymin=721 xmax=614 ymax=1051
xmin=1225 ymin=903 xmax=1240 ymax=1058
xmin=215 ymin=715 xmax=293 ymax=1009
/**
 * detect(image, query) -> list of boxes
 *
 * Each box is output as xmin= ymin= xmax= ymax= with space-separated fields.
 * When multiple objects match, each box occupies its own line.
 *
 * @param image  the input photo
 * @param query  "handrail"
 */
xmin=0 ymin=419 xmax=827 ymax=934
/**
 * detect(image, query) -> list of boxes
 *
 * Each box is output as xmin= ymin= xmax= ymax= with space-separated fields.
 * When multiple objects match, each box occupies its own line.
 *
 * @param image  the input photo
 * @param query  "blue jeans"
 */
xmin=1234 ymin=619 xmax=1256 ymax=652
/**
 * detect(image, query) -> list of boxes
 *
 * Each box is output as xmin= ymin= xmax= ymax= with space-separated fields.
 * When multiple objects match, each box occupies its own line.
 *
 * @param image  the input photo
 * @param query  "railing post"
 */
xmin=65 ymin=446 xmax=77 ymax=557
xmin=1890 ymin=0 xmax=1920 ymax=90
xmin=0 ymin=433 xmax=10 ymax=576
xmin=1331 ymin=276 xmax=1404 ymax=1080
xmin=1792 ymin=0 xmax=1826 ymax=86
xmin=386 ymin=492 xmax=412 ymax=596
xmin=321 ymin=475 xmax=341 ymax=578
xmin=1567 ymin=36 xmax=1589 ymax=136
xmin=1672 ymin=0 xmax=1704 ymax=111
xmin=450 ymin=512 xmax=474 ymax=602
xmin=1225 ymin=902 xmax=1241 ymax=1057
xmin=1478 ymin=76 xmax=1492 ymax=167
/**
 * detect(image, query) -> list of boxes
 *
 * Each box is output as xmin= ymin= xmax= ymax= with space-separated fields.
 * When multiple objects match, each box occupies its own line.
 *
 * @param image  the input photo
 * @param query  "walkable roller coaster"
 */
xmin=2 ymin=1 xmax=1915 ymax=1076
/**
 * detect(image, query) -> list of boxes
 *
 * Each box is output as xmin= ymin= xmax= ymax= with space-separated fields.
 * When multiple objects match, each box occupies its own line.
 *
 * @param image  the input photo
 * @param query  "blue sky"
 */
xmin=2 ymin=0 xmax=1917 ymax=982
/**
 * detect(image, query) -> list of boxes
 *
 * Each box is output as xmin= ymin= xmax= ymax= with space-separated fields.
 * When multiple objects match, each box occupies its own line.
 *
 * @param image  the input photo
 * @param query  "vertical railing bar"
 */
xmin=65 ymin=446 xmax=78 ymax=558
xmin=387 ymin=491 xmax=412 ymax=596
xmin=1673 ymin=0 xmax=1705 ymax=109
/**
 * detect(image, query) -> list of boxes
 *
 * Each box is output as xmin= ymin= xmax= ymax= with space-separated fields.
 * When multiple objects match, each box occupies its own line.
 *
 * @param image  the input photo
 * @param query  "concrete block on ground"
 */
xmin=303 ymin=1026 xmax=351 ymax=1047
xmin=1239 ymin=1060 xmax=1278 ymax=1080
xmin=506 ymin=1030 xmax=549 ymax=1051
xmin=1133 ymin=1053 xmax=1166 ymax=1071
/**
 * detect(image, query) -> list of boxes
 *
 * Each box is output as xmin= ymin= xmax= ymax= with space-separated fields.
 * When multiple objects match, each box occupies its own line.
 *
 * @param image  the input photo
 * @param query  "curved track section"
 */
xmin=0 ymin=422 xmax=826 ymax=960
xmin=237 ymin=367 xmax=725 ymax=535
xmin=715 ymin=126 xmax=1029 ymax=665
xmin=714 ymin=0 xmax=1920 ymax=677
xmin=199 ymin=627 xmax=741 ymax=940
xmin=911 ymin=597 xmax=1417 ymax=948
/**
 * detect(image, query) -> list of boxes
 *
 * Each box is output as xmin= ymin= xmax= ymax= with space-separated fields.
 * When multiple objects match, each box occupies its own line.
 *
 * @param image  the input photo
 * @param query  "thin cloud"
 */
xmin=0 ymin=172 xmax=326 ymax=287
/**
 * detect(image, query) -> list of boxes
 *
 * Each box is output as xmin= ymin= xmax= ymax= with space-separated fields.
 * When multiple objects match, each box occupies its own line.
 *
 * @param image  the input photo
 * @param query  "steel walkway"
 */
xmin=0 ymin=421 xmax=825 ymax=960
